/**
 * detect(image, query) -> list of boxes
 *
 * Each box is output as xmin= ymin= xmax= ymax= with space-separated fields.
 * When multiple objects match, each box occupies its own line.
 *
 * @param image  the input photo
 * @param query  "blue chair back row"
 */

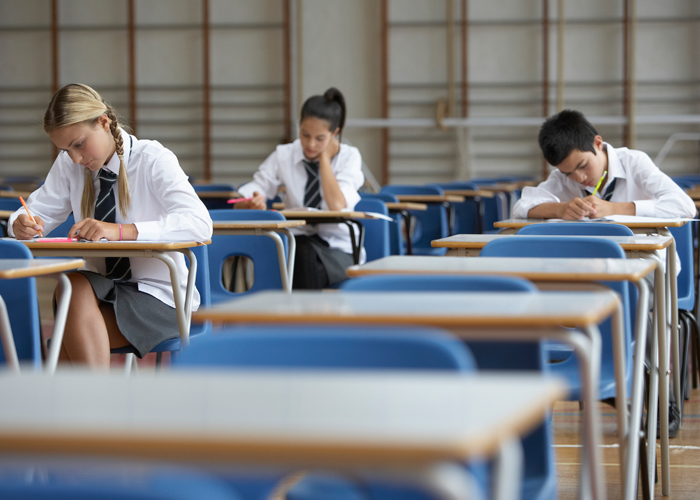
xmin=360 ymin=192 xmax=406 ymax=255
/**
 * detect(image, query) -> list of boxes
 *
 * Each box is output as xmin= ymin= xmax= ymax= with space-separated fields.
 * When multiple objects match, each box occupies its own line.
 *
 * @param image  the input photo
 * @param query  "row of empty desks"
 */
xmin=193 ymin=289 xmax=622 ymax=500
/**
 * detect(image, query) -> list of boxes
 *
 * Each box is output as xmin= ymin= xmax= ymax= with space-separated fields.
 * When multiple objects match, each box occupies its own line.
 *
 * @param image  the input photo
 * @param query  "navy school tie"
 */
xmin=94 ymin=168 xmax=132 ymax=281
xmin=303 ymin=159 xmax=322 ymax=209
xmin=602 ymin=177 xmax=617 ymax=201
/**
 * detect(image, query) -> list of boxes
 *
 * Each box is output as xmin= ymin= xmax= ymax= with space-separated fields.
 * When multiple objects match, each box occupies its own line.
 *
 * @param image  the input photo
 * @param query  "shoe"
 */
xmin=656 ymin=391 xmax=681 ymax=439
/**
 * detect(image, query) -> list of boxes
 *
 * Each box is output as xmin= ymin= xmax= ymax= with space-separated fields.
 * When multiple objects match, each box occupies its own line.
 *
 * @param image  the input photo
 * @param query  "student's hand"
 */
xmin=235 ymin=191 xmax=266 ymax=210
xmin=12 ymin=214 xmax=44 ymax=240
xmin=583 ymin=196 xmax=636 ymax=218
xmin=319 ymin=137 xmax=340 ymax=164
xmin=562 ymin=197 xmax=596 ymax=220
xmin=68 ymin=218 xmax=119 ymax=241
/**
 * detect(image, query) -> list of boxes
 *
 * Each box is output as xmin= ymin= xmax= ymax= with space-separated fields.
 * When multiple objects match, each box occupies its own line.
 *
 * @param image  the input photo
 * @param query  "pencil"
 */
xmin=591 ymin=170 xmax=608 ymax=197
xmin=19 ymin=196 xmax=44 ymax=237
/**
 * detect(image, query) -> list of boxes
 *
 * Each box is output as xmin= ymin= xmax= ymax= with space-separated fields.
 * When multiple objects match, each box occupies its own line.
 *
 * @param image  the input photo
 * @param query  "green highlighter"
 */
xmin=591 ymin=170 xmax=607 ymax=196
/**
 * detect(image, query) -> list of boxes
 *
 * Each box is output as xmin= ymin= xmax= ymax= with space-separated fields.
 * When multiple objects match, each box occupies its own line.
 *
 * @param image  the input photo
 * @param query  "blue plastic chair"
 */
xmin=45 ymin=213 xmax=76 ymax=237
xmin=468 ymin=178 xmax=512 ymax=226
xmin=207 ymin=209 xmax=289 ymax=303
xmin=175 ymin=325 xmax=481 ymax=500
xmin=194 ymin=184 xmax=237 ymax=210
xmin=0 ymin=199 xmax=21 ymax=211
xmin=0 ymin=464 xmax=242 ymax=500
xmin=380 ymin=185 xmax=448 ymax=256
xmin=340 ymin=274 xmax=555 ymax=500
xmin=0 ymin=185 xmax=14 ymax=191
xmin=481 ymin=236 xmax=634 ymax=404
xmin=111 ymin=244 xmax=212 ymax=367
xmin=360 ymin=192 xmax=406 ymax=255
xmin=354 ymin=198 xmax=390 ymax=262
xmin=517 ymin=222 xmax=634 ymax=237
xmin=0 ymin=240 xmax=42 ymax=370
xmin=429 ymin=181 xmax=483 ymax=234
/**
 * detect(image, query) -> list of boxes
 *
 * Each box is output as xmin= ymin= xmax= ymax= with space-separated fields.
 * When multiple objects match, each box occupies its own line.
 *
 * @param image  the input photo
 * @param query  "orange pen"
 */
xmin=19 ymin=196 xmax=44 ymax=237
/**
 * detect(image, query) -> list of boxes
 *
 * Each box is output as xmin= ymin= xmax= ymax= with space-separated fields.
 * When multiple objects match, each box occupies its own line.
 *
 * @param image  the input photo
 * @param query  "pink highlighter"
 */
xmin=34 ymin=237 xmax=79 ymax=242
xmin=227 ymin=197 xmax=253 ymax=204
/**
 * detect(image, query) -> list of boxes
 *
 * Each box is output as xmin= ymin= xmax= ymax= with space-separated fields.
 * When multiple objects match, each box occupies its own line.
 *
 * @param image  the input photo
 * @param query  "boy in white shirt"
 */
xmin=513 ymin=109 xmax=695 ymax=220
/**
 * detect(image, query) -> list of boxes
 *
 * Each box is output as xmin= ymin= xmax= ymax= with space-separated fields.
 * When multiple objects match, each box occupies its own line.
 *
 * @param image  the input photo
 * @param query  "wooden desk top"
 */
xmin=685 ymin=188 xmax=700 ymax=200
xmin=694 ymin=200 xmax=700 ymax=208
xmin=384 ymin=202 xmax=428 ymax=211
xmin=0 ymin=210 xmax=13 ymax=220
xmin=0 ymin=258 xmax=85 ymax=279
xmin=0 ymin=370 xmax=565 ymax=466
xmin=395 ymin=194 xmax=466 ymax=203
xmin=193 ymin=290 xmax=619 ymax=329
xmin=195 ymin=191 xmax=239 ymax=199
xmin=213 ymin=220 xmax=306 ymax=230
xmin=494 ymin=217 xmax=688 ymax=229
xmin=280 ymin=210 xmax=371 ymax=219
xmin=20 ymin=240 xmax=211 ymax=251
xmin=431 ymin=233 xmax=673 ymax=251
xmin=473 ymin=183 xmax=519 ymax=192
xmin=443 ymin=189 xmax=495 ymax=198
xmin=347 ymin=255 xmax=656 ymax=282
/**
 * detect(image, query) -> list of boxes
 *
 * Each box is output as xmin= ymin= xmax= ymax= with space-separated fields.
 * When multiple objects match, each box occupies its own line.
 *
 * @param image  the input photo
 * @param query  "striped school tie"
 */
xmin=303 ymin=159 xmax=322 ymax=208
xmin=602 ymin=178 xmax=617 ymax=201
xmin=95 ymin=168 xmax=131 ymax=281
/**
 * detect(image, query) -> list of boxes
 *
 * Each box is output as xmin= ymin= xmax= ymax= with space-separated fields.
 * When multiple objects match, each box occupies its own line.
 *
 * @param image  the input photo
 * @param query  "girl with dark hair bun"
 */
xmin=237 ymin=87 xmax=365 ymax=289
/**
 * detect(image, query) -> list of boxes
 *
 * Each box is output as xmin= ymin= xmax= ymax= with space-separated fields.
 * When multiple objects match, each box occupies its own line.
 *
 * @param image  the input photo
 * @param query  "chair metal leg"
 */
xmin=124 ymin=353 xmax=138 ymax=375
xmin=155 ymin=352 xmax=163 ymax=372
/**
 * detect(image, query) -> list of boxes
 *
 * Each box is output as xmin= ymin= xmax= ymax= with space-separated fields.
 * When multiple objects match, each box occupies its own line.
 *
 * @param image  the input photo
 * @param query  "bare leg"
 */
xmin=55 ymin=273 xmax=130 ymax=368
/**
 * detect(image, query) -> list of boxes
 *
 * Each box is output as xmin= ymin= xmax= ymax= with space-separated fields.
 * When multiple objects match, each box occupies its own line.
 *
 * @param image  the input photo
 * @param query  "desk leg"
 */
xmin=491 ymin=435 xmax=524 ymax=500
xmin=179 ymin=249 xmax=197 ymax=326
xmin=399 ymin=210 xmax=413 ymax=255
xmin=45 ymin=273 xmax=72 ymax=375
xmin=261 ymin=230 xmax=291 ymax=293
xmin=341 ymin=220 xmax=364 ymax=265
xmin=278 ymin=228 xmax=296 ymax=289
xmin=658 ymin=232 xmax=674 ymax=496
xmin=420 ymin=462 xmax=486 ymax=500
xmin=625 ymin=279 xmax=650 ymax=500
xmin=581 ymin=324 xmax=605 ymax=500
xmin=153 ymin=252 xmax=189 ymax=347
xmin=610 ymin=296 xmax=630 ymax=500
xmin=0 ymin=295 xmax=19 ymax=373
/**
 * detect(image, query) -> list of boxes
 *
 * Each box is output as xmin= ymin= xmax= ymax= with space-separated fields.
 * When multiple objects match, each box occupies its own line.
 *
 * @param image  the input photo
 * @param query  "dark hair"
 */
xmin=538 ymin=109 xmax=599 ymax=166
xmin=300 ymin=87 xmax=346 ymax=138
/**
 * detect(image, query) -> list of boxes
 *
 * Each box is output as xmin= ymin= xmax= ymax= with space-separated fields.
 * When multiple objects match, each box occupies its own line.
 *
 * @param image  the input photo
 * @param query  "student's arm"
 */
xmin=135 ymin=151 xmax=213 ymax=242
xmin=513 ymin=170 xmax=584 ymax=219
xmin=326 ymin=145 xmax=363 ymax=211
xmin=8 ymin=153 xmax=72 ymax=238
xmin=318 ymin=138 xmax=346 ymax=211
xmin=630 ymin=153 xmax=696 ymax=218
xmin=236 ymin=149 xmax=284 ymax=209
xmin=583 ymin=197 xmax=636 ymax=218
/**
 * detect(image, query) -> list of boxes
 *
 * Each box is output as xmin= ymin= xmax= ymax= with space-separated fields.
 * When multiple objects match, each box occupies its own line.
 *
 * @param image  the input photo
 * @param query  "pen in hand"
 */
xmin=591 ymin=170 xmax=608 ymax=197
xmin=19 ymin=196 xmax=43 ymax=237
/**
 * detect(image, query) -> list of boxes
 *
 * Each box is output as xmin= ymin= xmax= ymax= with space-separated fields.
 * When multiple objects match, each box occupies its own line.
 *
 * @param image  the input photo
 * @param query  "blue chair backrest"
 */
xmin=339 ymin=273 xmax=552 ymax=491
xmin=354 ymin=199 xmax=390 ymax=262
xmin=380 ymin=185 xmax=448 ymax=255
xmin=176 ymin=325 xmax=476 ymax=371
xmin=429 ymin=182 xmax=481 ymax=234
xmin=0 ymin=185 xmax=14 ymax=192
xmin=0 ymin=240 xmax=41 ymax=369
xmin=669 ymin=223 xmax=695 ymax=310
xmin=0 ymin=199 xmax=21 ymax=211
xmin=45 ymin=213 xmax=75 ymax=237
xmin=188 ymin=244 xmax=211 ymax=338
xmin=517 ymin=222 xmax=634 ymax=237
xmin=360 ymin=193 xmax=405 ymax=255
xmin=481 ymin=235 xmax=633 ymax=399
xmin=0 ymin=465 xmax=242 ymax=500
xmin=193 ymin=183 xmax=236 ymax=192
xmin=207 ymin=209 xmax=288 ymax=303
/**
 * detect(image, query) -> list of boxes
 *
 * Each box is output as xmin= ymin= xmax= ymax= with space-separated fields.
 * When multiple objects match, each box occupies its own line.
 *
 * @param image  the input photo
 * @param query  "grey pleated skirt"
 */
xmin=78 ymin=271 xmax=180 ymax=358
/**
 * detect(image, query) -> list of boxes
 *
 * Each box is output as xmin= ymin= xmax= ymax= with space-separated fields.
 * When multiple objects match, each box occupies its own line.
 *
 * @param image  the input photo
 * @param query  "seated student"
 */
xmin=514 ymin=109 xmax=695 ymax=220
xmin=9 ymin=83 xmax=212 ymax=368
xmin=236 ymin=87 xmax=365 ymax=289
xmin=514 ymin=109 xmax=693 ymax=436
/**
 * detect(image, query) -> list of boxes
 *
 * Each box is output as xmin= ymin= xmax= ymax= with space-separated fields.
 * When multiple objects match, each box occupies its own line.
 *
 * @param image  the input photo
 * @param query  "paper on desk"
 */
xmin=546 ymin=215 xmax=696 ymax=223
xmin=362 ymin=212 xmax=395 ymax=222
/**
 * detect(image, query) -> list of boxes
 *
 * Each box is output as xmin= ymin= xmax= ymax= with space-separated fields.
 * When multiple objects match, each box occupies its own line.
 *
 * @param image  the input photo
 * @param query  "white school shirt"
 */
xmin=238 ymin=139 xmax=366 ymax=260
xmin=512 ymin=143 xmax=696 ymax=272
xmin=513 ymin=143 xmax=696 ymax=219
xmin=8 ymin=128 xmax=213 ymax=310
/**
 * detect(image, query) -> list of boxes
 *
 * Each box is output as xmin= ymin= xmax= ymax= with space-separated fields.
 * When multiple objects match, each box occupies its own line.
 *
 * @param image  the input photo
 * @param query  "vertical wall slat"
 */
xmin=202 ymin=0 xmax=211 ymax=181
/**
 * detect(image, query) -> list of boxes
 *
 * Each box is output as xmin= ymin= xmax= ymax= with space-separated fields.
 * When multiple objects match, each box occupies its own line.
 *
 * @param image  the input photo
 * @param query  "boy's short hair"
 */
xmin=538 ymin=109 xmax=599 ymax=166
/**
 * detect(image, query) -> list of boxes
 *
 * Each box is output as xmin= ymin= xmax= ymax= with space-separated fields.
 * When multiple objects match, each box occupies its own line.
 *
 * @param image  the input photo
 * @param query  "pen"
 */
xmin=19 ymin=196 xmax=43 ymax=237
xmin=591 ymin=170 xmax=608 ymax=197
xmin=227 ymin=197 xmax=253 ymax=204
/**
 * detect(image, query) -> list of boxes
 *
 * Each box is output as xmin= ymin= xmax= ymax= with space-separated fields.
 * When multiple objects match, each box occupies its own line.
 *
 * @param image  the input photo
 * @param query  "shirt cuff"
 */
xmin=633 ymin=200 xmax=654 ymax=217
xmin=134 ymin=221 xmax=161 ymax=241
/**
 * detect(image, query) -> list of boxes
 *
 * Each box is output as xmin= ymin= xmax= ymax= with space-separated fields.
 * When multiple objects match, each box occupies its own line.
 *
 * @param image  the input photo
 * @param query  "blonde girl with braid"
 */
xmin=9 ymin=83 xmax=212 ymax=368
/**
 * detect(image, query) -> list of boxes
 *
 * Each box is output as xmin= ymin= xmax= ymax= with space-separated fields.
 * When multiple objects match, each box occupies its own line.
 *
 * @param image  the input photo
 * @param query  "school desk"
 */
xmin=685 ymin=188 xmax=700 ymax=199
xmin=193 ymin=289 xmax=622 ymax=500
xmin=384 ymin=202 xmax=427 ymax=256
xmin=0 ymin=370 xmax=565 ymax=500
xmin=346 ymin=254 xmax=656 ymax=500
xmin=195 ymin=190 xmax=239 ymax=199
xmin=0 ymin=258 xmax=84 ymax=374
xmin=492 ymin=217 xmax=687 ymax=494
xmin=0 ymin=211 xmax=12 ymax=220
xmin=0 ymin=190 xmax=31 ymax=199
xmin=19 ymin=240 xmax=210 ymax=348
xmin=212 ymin=220 xmax=306 ymax=292
xmin=393 ymin=194 xmax=469 ymax=238
xmin=279 ymin=210 xmax=379 ymax=265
